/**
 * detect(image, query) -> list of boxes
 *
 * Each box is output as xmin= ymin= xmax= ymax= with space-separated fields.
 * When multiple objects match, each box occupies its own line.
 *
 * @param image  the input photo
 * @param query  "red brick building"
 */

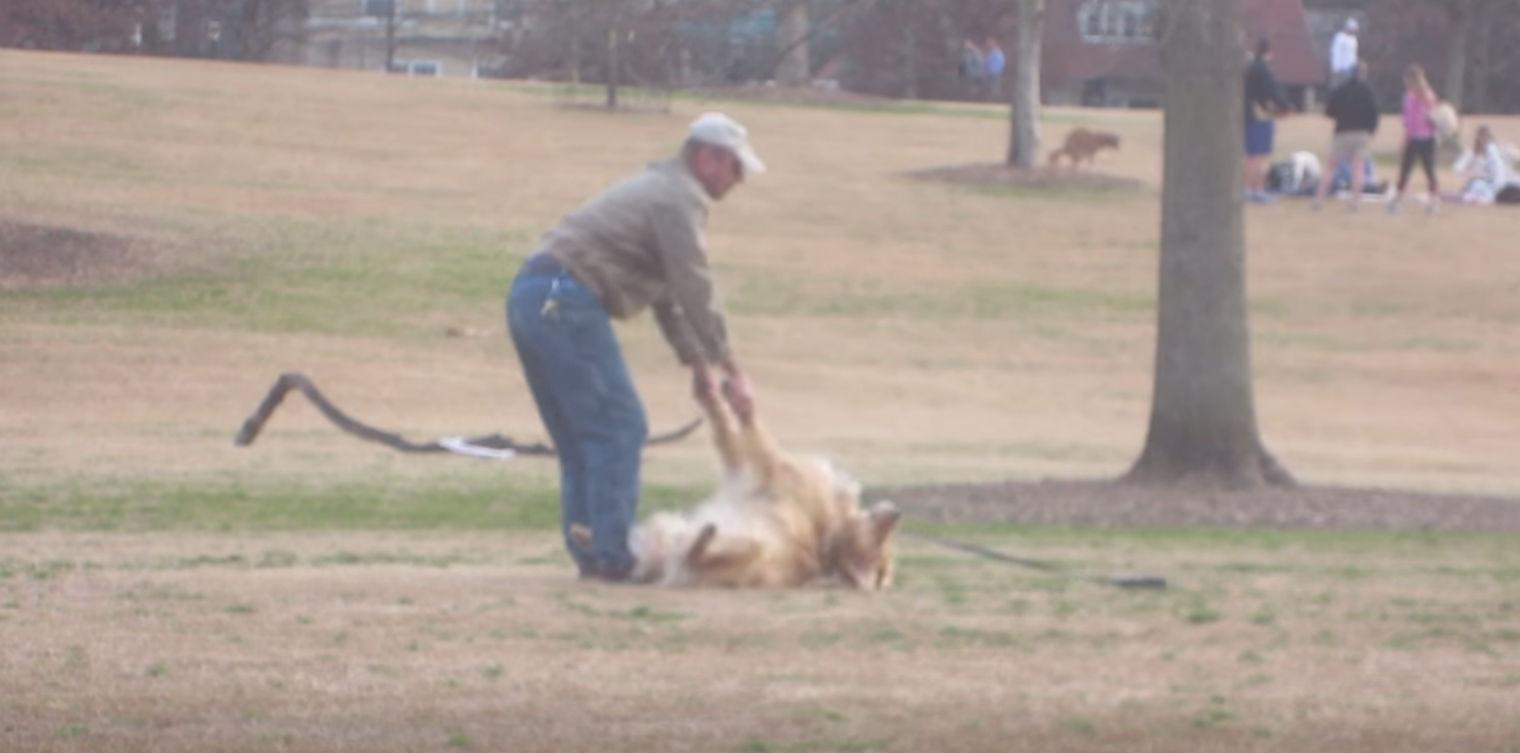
xmin=1042 ymin=0 xmax=1323 ymax=108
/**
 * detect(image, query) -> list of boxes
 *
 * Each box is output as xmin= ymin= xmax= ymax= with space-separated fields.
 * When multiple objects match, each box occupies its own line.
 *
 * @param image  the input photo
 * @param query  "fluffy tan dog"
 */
xmin=1047 ymin=127 xmax=1121 ymax=168
xmin=620 ymin=389 xmax=900 ymax=589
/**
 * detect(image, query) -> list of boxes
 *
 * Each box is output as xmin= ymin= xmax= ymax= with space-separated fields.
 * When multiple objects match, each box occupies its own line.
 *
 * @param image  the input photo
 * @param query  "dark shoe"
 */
xmin=579 ymin=562 xmax=635 ymax=584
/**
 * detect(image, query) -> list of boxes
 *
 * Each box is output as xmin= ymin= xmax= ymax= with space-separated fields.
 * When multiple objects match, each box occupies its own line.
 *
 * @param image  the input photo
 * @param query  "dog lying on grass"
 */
xmin=576 ymin=388 xmax=900 ymax=589
xmin=1048 ymin=127 xmax=1121 ymax=168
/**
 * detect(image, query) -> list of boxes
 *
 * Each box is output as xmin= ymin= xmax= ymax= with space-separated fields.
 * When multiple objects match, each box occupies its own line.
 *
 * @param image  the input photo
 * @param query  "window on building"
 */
xmin=1078 ymin=0 xmax=1156 ymax=43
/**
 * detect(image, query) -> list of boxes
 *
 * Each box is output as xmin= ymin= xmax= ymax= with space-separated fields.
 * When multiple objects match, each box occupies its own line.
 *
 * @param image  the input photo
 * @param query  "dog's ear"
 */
xmin=867 ymin=501 xmax=901 ymax=544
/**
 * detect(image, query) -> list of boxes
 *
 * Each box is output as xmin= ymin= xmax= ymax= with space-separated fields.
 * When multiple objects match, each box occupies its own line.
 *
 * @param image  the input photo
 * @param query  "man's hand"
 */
xmin=692 ymin=362 xmax=719 ymax=401
xmin=721 ymin=368 xmax=755 ymax=424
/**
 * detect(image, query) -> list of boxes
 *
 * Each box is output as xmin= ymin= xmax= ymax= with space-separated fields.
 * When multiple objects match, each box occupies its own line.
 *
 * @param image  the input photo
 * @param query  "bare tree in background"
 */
xmin=1435 ymin=0 xmax=1477 ymax=111
xmin=775 ymin=0 xmax=811 ymax=85
xmin=1125 ymin=0 xmax=1293 ymax=488
xmin=1006 ymin=0 xmax=1043 ymax=167
xmin=382 ymin=0 xmax=396 ymax=71
xmin=0 ymin=0 xmax=147 ymax=51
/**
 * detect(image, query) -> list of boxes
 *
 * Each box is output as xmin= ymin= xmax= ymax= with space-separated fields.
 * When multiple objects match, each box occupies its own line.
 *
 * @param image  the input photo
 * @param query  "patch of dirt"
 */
xmin=905 ymin=162 xmax=1145 ymax=191
xmin=877 ymin=479 xmax=1520 ymax=533
xmin=0 ymin=220 xmax=158 ymax=290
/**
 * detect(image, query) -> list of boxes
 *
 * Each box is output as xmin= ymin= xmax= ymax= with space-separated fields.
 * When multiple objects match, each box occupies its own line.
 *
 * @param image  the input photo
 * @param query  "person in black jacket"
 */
xmin=1243 ymin=38 xmax=1292 ymax=203
xmin=1313 ymin=61 xmax=1381 ymax=209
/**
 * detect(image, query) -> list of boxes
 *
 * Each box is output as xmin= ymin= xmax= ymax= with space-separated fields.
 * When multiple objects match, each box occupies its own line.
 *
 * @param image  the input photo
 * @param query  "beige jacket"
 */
xmin=534 ymin=157 xmax=729 ymax=366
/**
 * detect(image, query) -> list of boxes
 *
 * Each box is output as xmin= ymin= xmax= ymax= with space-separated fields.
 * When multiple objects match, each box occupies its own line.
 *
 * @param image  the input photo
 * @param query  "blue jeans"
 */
xmin=507 ymin=257 xmax=647 ymax=576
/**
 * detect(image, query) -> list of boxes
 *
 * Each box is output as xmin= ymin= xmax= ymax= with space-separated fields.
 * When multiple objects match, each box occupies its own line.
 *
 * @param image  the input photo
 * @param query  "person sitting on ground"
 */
xmin=1453 ymin=125 xmax=1520 ymax=205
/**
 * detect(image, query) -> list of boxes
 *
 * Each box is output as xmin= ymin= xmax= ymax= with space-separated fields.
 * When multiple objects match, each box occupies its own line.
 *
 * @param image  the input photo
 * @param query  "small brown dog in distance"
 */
xmin=1048 ymin=127 xmax=1121 ymax=168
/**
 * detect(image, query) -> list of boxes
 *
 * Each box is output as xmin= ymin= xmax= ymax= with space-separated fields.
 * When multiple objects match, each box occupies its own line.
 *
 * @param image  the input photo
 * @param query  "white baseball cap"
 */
xmin=688 ymin=112 xmax=766 ymax=175
xmin=1345 ymin=17 xmax=1359 ymax=31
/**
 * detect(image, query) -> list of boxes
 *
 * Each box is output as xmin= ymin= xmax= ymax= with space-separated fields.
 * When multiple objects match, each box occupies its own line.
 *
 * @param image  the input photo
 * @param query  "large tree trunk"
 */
xmin=1008 ymin=0 xmax=1044 ymax=167
xmin=775 ymin=0 xmax=810 ymax=86
xmin=1124 ymin=0 xmax=1293 ymax=488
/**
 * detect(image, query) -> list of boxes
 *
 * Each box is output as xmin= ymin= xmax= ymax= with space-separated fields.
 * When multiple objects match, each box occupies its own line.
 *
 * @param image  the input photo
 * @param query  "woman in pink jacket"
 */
xmin=1388 ymin=64 xmax=1440 ymax=214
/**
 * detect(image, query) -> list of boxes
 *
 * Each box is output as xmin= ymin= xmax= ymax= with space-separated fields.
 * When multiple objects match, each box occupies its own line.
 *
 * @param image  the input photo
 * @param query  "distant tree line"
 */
xmin=1 ymin=0 xmax=307 ymax=62
xmin=495 ymin=0 xmax=1023 ymax=99
xmin=5 ymin=0 xmax=1518 ymax=112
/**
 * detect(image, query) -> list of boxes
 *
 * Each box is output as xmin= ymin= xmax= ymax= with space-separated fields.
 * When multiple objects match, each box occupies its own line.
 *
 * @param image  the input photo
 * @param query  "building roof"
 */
xmin=1243 ymin=0 xmax=1322 ymax=84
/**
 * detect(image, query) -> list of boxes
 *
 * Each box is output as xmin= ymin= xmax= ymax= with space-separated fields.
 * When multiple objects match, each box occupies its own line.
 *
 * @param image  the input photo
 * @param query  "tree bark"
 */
xmin=383 ymin=0 xmax=395 ymax=73
xmin=901 ymin=21 xmax=918 ymax=99
xmin=1124 ymin=0 xmax=1293 ymax=488
xmin=775 ymin=0 xmax=810 ymax=86
xmin=1008 ymin=0 xmax=1044 ymax=167
xmin=1442 ymin=0 xmax=1472 ymax=111
xmin=605 ymin=26 xmax=620 ymax=109
xmin=1468 ymin=1 xmax=1491 ymax=113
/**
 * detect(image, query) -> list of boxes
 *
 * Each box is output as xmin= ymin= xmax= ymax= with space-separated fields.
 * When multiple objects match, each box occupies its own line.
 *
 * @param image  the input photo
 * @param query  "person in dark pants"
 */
xmin=1313 ymin=61 xmax=1380 ymax=210
xmin=1243 ymin=37 xmax=1292 ymax=203
xmin=507 ymin=113 xmax=763 ymax=582
xmin=1388 ymin=63 xmax=1441 ymax=214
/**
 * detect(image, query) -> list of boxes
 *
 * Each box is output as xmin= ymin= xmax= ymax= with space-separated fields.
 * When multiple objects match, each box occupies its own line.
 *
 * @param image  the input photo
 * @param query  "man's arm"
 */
xmin=652 ymin=298 xmax=702 ymax=366
xmin=650 ymin=200 xmax=731 ymax=365
xmin=649 ymin=199 xmax=755 ymax=420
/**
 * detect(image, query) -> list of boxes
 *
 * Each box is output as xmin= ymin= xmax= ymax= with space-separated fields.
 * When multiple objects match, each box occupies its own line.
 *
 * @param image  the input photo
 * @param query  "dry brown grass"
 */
xmin=3 ymin=531 xmax=1518 ymax=752
xmin=3 ymin=50 xmax=1520 ymax=493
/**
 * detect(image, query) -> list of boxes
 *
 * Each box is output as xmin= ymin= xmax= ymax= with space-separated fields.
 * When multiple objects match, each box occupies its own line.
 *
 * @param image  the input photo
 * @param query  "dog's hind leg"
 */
xmin=685 ymin=523 xmax=765 ymax=584
xmin=701 ymin=385 xmax=785 ymax=488
xmin=686 ymin=523 xmax=718 ymax=564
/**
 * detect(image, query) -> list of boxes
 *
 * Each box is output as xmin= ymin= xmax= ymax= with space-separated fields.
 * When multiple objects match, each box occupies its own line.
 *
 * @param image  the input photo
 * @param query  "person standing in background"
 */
xmin=1313 ymin=61 xmax=1380 ymax=210
xmin=1387 ymin=64 xmax=1441 ymax=215
xmin=1243 ymin=37 xmax=1291 ymax=204
xmin=959 ymin=38 xmax=985 ymax=101
xmin=1329 ymin=18 xmax=1359 ymax=87
xmin=983 ymin=37 xmax=1006 ymax=101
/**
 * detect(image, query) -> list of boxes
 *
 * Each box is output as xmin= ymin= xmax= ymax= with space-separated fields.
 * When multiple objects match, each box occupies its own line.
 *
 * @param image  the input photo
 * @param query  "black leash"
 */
xmin=234 ymin=371 xmax=702 ymax=456
xmin=907 ymin=531 xmax=1168 ymax=589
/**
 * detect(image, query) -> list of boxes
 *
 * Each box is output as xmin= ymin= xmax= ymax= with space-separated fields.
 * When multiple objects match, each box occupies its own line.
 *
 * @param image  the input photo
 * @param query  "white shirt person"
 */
xmin=1329 ymin=18 xmax=1359 ymax=86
